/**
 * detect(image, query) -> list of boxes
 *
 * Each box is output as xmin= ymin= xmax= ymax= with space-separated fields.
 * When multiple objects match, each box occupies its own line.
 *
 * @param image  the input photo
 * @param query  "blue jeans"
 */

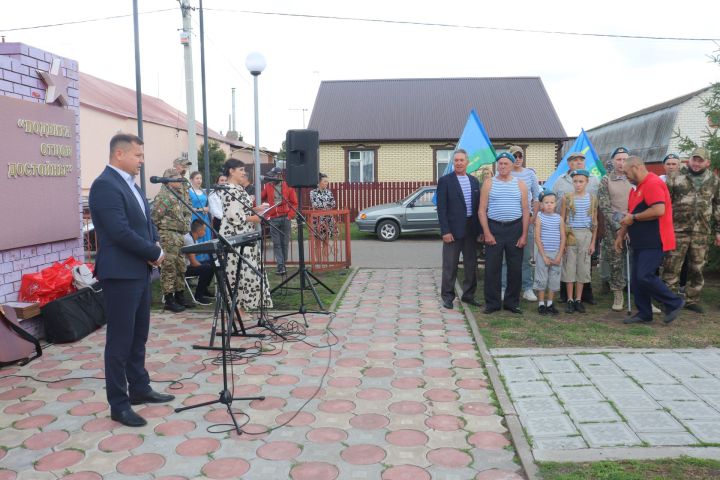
xmin=502 ymin=223 xmax=534 ymax=291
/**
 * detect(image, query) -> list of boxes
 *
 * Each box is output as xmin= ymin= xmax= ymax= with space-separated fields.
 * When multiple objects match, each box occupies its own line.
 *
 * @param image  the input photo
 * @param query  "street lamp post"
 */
xmin=245 ymin=52 xmax=266 ymax=207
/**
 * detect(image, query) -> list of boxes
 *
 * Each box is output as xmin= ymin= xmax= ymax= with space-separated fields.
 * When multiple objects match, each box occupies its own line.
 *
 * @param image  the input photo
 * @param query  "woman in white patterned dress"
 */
xmin=219 ymin=159 xmax=272 ymax=312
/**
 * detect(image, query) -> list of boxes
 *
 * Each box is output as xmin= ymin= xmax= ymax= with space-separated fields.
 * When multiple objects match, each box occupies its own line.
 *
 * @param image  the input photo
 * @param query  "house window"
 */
xmin=349 ymin=150 xmax=375 ymax=183
xmin=435 ymin=149 xmax=454 ymax=179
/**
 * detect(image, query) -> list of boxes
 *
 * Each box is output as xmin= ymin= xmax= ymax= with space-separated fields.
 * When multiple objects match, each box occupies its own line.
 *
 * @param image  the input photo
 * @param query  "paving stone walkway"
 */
xmin=495 ymin=348 xmax=720 ymax=460
xmin=0 ymin=268 xmax=523 ymax=480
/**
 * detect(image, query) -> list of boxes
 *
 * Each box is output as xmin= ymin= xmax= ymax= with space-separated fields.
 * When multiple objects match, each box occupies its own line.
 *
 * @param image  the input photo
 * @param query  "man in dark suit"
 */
xmin=89 ymin=133 xmax=175 ymax=427
xmin=437 ymin=149 xmax=482 ymax=309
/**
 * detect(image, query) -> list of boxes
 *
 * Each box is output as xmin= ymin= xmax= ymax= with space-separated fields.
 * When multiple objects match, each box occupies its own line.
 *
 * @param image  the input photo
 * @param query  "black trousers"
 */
xmin=484 ymin=219 xmax=523 ymax=310
xmin=632 ymin=248 xmax=683 ymax=320
xmin=102 ymin=276 xmax=152 ymax=412
xmin=185 ymin=263 xmax=214 ymax=295
xmin=441 ymin=218 xmax=478 ymax=303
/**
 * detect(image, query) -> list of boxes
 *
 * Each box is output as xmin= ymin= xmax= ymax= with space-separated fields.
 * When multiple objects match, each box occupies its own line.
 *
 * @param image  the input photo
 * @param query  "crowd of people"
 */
xmin=437 ymin=145 xmax=718 ymax=324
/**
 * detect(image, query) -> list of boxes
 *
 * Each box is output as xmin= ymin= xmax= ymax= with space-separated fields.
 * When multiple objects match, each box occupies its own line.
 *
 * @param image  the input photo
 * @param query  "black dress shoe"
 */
xmin=483 ymin=307 xmax=500 ymax=315
xmin=623 ymin=314 xmax=652 ymax=325
xmin=461 ymin=298 xmax=482 ymax=307
xmin=111 ymin=409 xmax=147 ymax=427
xmin=442 ymin=299 xmax=453 ymax=309
xmin=503 ymin=305 xmax=522 ymax=314
xmin=130 ymin=390 xmax=175 ymax=405
xmin=664 ymin=299 xmax=684 ymax=324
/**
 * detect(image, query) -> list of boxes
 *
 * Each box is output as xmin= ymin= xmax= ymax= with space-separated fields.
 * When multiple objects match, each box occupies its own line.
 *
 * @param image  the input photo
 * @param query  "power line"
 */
xmin=0 ymin=8 xmax=175 ymax=33
xmin=203 ymin=8 xmax=719 ymax=43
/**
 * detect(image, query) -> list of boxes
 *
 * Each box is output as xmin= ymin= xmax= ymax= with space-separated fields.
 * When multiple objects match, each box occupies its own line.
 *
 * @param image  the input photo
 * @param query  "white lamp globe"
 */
xmin=245 ymin=52 xmax=266 ymax=75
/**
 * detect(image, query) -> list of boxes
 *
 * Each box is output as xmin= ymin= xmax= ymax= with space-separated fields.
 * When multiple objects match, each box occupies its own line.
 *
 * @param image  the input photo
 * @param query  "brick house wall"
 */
xmin=668 ymin=92 xmax=712 ymax=155
xmin=0 ymin=43 xmax=82 ymax=304
xmin=319 ymin=140 xmax=560 ymax=183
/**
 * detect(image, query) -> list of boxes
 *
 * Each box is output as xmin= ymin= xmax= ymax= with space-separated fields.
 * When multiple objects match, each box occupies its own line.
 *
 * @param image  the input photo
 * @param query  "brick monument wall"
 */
xmin=0 ymin=43 xmax=82 ymax=304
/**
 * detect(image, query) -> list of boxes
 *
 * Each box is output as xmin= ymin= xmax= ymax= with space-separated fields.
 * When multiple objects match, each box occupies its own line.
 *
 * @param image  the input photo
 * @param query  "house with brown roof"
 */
xmin=307 ymin=77 xmax=567 ymax=184
xmin=587 ymin=86 xmax=713 ymax=166
xmin=79 ymin=72 xmax=274 ymax=197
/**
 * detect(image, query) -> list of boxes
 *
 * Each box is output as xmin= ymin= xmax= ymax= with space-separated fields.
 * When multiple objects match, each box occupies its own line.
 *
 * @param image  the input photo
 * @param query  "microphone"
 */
xmin=150 ymin=176 xmax=187 ymax=184
xmin=260 ymin=175 xmax=282 ymax=182
xmin=212 ymin=184 xmax=233 ymax=190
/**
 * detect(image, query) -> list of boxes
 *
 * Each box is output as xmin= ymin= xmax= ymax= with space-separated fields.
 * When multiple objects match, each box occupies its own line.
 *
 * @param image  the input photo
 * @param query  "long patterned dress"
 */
xmin=219 ymin=185 xmax=273 ymax=311
xmin=309 ymin=187 xmax=337 ymax=240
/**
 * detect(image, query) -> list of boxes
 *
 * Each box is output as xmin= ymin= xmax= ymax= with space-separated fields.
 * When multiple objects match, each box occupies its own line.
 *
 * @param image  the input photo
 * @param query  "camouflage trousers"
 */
xmin=662 ymin=231 xmax=710 ymax=305
xmin=159 ymin=230 xmax=186 ymax=295
xmin=601 ymin=225 xmax=626 ymax=290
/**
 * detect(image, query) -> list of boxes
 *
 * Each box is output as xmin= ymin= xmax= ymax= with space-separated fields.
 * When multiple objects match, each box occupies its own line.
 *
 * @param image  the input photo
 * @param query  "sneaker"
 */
xmin=194 ymin=294 xmax=213 ymax=305
xmin=651 ymin=304 xmax=662 ymax=314
xmin=684 ymin=303 xmax=705 ymax=314
xmin=547 ymin=304 xmax=559 ymax=315
xmin=538 ymin=305 xmax=547 ymax=315
xmin=575 ymin=301 xmax=586 ymax=313
xmin=565 ymin=300 xmax=575 ymax=314
xmin=523 ymin=289 xmax=538 ymax=302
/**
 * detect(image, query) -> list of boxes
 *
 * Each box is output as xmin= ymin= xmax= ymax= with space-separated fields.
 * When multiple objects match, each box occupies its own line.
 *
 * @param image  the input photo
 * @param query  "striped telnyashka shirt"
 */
xmin=568 ymin=193 xmax=592 ymax=228
xmin=487 ymin=176 xmax=522 ymax=222
xmin=537 ymin=211 xmax=561 ymax=251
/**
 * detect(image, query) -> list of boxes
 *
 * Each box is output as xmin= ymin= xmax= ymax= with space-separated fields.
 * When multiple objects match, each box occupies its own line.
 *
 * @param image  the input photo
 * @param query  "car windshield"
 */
xmin=399 ymin=188 xmax=432 ymax=205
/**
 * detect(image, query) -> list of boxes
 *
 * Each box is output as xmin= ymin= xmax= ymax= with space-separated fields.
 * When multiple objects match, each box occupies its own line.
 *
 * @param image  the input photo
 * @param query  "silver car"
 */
xmin=356 ymin=186 xmax=439 ymax=241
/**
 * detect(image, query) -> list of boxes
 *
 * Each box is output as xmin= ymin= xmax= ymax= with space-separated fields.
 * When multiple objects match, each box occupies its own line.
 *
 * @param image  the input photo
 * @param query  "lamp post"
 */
xmin=245 ymin=52 xmax=266 ymax=206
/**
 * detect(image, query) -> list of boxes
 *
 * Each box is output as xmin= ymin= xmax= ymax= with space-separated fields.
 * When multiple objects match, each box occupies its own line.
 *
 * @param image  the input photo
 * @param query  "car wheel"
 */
xmin=377 ymin=220 xmax=400 ymax=242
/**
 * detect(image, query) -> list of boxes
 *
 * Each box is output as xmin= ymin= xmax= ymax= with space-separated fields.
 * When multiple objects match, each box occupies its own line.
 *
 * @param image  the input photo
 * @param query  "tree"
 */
xmin=197 ymin=141 xmax=227 ymax=182
xmin=277 ymin=140 xmax=287 ymax=161
xmin=673 ymin=47 xmax=720 ymax=169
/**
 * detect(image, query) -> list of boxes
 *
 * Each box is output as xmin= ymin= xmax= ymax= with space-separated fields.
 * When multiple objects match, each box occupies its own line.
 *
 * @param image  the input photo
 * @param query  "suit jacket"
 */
xmin=89 ymin=166 xmax=161 ymax=280
xmin=436 ymin=172 xmax=481 ymax=239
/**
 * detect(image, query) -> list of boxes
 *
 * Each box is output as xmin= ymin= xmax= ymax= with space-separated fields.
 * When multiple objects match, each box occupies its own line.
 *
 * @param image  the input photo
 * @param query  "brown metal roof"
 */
xmin=589 ymin=86 xmax=711 ymax=131
xmin=79 ymin=72 xmax=273 ymax=153
xmin=308 ymin=77 xmax=567 ymax=141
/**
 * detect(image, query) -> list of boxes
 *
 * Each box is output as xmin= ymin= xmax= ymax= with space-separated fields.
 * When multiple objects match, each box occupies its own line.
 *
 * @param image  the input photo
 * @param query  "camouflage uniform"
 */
xmin=662 ymin=167 xmax=720 ymax=305
xmin=598 ymin=172 xmax=633 ymax=290
xmin=151 ymin=178 xmax=191 ymax=296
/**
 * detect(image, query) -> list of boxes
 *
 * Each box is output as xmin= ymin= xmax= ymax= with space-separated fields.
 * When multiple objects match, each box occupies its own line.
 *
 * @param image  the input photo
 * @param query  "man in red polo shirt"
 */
xmin=261 ymin=167 xmax=298 ymax=275
xmin=614 ymin=156 xmax=684 ymax=324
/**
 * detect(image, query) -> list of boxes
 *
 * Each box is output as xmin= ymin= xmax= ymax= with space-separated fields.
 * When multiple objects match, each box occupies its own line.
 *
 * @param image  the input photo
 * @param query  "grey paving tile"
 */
xmin=579 ymin=364 xmax=626 ymax=377
xmin=545 ymin=373 xmax=592 ymax=387
xmin=506 ymin=381 xmax=553 ymax=399
xmin=495 ymin=357 xmax=535 ymax=370
xmin=534 ymin=356 xmax=579 ymax=373
xmin=609 ymin=354 xmax=656 ymax=371
xmin=682 ymin=378 xmax=720 ymax=395
xmin=570 ymin=354 xmax=614 ymax=367
xmin=685 ymin=420 xmax=720 ymax=443
xmin=645 ymin=384 xmax=699 ymax=401
xmin=554 ymin=386 xmax=605 ymax=404
xmin=684 ymin=353 xmax=720 ymax=375
xmin=627 ymin=369 xmax=678 ymax=385
xmin=525 ymin=414 xmax=578 ymax=438
xmin=701 ymin=394 xmax=720 ymax=410
xmin=500 ymin=367 xmax=544 ymax=383
xmin=514 ymin=397 xmax=564 ymax=417
xmin=565 ymin=402 xmax=622 ymax=423
xmin=661 ymin=400 xmax=720 ymax=420
xmin=637 ymin=432 xmax=701 ymax=446
xmin=532 ymin=436 xmax=588 ymax=450
xmin=623 ymin=410 xmax=686 ymax=433
xmin=578 ymin=423 xmax=642 ymax=447
xmin=591 ymin=377 xmax=644 ymax=395
xmin=605 ymin=392 xmax=662 ymax=412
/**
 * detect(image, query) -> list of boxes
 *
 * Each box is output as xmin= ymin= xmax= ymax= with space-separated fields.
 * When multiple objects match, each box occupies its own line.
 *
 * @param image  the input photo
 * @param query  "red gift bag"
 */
xmin=19 ymin=257 xmax=83 ymax=306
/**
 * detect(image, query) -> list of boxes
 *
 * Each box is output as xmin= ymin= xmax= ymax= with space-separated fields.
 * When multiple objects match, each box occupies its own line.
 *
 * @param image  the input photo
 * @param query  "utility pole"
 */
xmin=180 ymin=0 xmax=198 ymax=171
xmin=289 ymin=108 xmax=308 ymax=128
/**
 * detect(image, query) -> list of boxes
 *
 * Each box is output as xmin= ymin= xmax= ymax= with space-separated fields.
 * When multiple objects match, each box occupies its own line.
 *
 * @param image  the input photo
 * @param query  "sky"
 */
xmin=2 ymin=0 xmax=718 ymax=154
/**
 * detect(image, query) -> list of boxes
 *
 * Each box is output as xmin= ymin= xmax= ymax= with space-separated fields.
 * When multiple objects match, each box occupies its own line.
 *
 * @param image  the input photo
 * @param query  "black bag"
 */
xmin=42 ymin=287 xmax=106 ymax=343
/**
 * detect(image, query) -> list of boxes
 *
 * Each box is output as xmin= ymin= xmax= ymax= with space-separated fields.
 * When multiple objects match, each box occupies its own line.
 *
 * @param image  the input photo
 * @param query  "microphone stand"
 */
xmin=268 ymin=184 xmax=334 ymax=327
xmin=218 ymin=185 xmax=289 ymax=339
xmin=155 ymin=182 xmax=264 ymax=434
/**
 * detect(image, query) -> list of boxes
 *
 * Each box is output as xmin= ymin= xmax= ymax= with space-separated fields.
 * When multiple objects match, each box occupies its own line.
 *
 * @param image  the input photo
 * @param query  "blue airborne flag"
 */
xmin=543 ymin=129 xmax=605 ymax=190
xmin=442 ymin=109 xmax=497 ymax=176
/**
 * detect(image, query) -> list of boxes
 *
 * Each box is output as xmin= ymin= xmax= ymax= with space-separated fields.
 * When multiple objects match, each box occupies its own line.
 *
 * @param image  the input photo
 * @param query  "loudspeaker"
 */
xmin=286 ymin=129 xmax=320 ymax=188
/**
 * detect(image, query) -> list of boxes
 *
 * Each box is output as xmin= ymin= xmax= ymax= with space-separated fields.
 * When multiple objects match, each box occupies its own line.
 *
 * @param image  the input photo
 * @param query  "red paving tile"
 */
xmin=0 ymin=269 xmax=522 ymax=479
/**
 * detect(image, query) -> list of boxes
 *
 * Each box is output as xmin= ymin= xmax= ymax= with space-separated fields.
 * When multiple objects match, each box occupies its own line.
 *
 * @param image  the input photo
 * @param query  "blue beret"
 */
xmin=570 ymin=169 xmax=590 ymax=178
xmin=662 ymin=153 xmax=679 ymax=163
xmin=611 ymin=146 xmax=629 ymax=158
xmin=496 ymin=152 xmax=515 ymax=162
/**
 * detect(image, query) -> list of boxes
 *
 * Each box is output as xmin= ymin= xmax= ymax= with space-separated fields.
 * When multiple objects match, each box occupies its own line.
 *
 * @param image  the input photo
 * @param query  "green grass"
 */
xmin=539 ymin=457 xmax=720 ymax=480
xmin=151 ymin=268 xmax=350 ymax=312
xmin=460 ymin=269 xmax=720 ymax=349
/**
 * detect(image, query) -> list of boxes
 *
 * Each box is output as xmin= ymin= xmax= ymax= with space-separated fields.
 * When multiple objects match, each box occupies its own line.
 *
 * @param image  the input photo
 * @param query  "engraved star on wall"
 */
xmin=37 ymin=58 xmax=71 ymax=106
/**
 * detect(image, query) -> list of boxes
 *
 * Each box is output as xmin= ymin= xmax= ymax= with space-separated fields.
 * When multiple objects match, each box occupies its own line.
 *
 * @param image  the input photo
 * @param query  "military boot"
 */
xmin=611 ymin=290 xmax=624 ymax=312
xmin=164 ymin=294 xmax=185 ymax=313
xmin=175 ymin=291 xmax=195 ymax=309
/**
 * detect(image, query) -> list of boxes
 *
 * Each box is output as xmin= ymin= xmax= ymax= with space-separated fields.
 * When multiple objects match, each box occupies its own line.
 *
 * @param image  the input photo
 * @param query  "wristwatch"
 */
xmin=632 ymin=214 xmax=637 ymax=222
